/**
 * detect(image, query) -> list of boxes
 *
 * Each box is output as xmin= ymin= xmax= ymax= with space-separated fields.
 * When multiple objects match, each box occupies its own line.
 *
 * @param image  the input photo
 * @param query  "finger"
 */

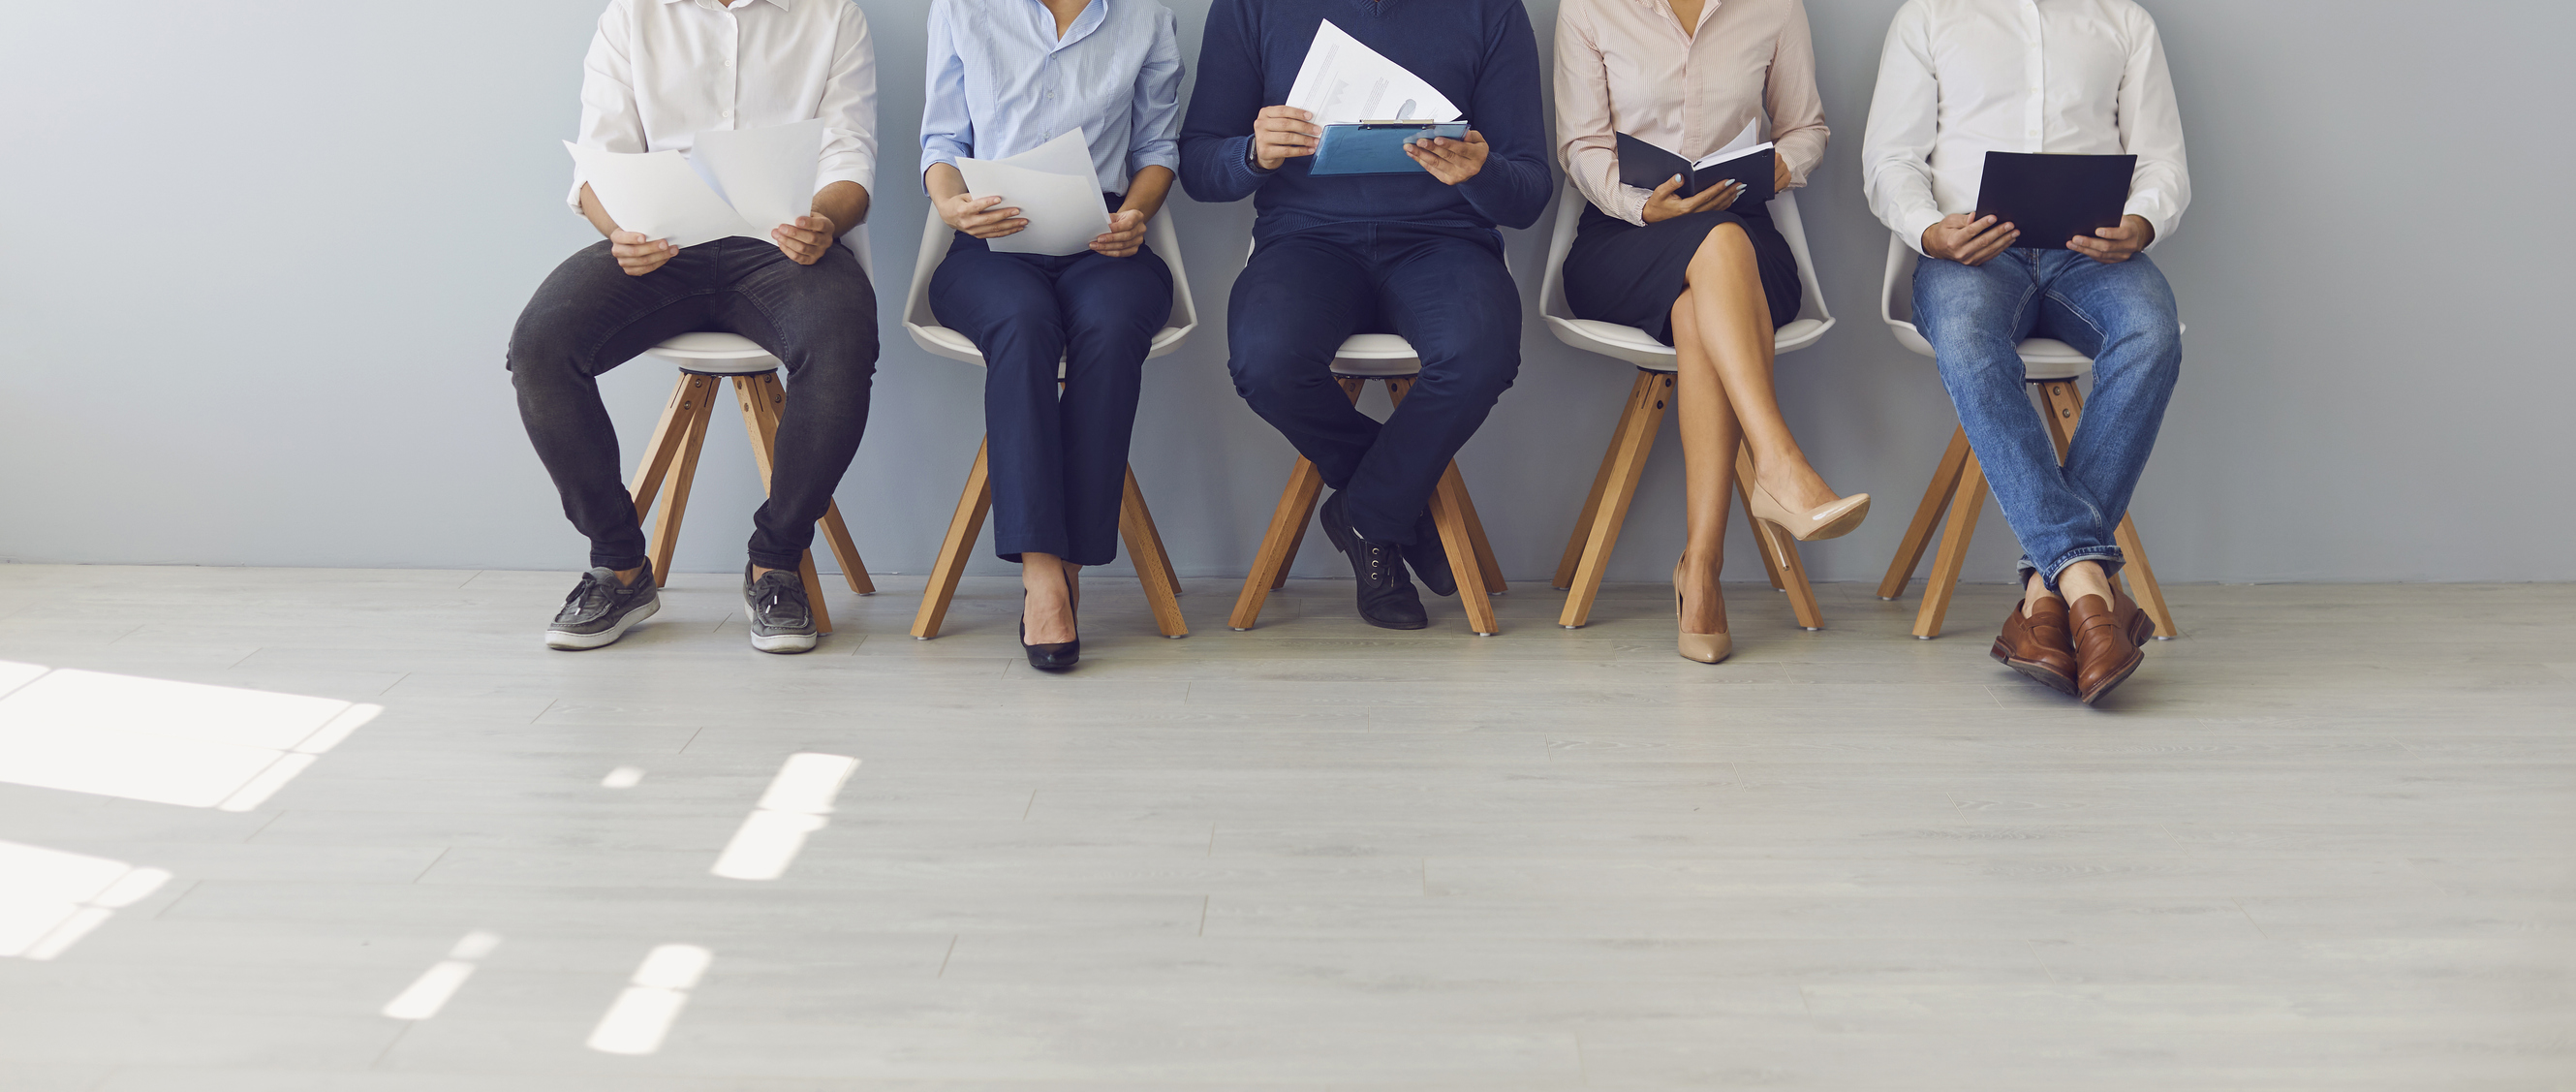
xmin=1650 ymin=174 xmax=1684 ymax=202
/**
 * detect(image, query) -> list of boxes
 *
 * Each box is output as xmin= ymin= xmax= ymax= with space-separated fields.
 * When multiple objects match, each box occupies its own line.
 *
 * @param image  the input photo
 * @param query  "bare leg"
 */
xmin=1681 ymin=223 xmax=1842 ymax=512
xmin=2055 ymin=560 xmax=2114 ymax=607
xmin=2021 ymin=571 xmax=2060 ymax=617
xmin=1022 ymin=552 xmax=1076 ymax=644
xmin=1670 ymin=293 xmax=1738 ymax=637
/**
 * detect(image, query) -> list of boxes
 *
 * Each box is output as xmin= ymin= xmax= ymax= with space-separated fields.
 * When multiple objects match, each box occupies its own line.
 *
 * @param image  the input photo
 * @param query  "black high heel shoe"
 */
xmin=1020 ymin=590 xmax=1079 ymax=671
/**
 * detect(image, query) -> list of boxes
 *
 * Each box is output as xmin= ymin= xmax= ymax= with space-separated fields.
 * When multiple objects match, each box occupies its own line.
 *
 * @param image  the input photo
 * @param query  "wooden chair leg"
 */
xmin=1911 ymin=450 xmax=1987 ymax=640
xmin=1428 ymin=467 xmax=1499 ymax=635
xmin=1737 ymin=452 xmax=1790 ymax=593
xmin=2036 ymin=380 xmax=2179 ymax=639
xmin=740 ymin=374 xmax=873 ymax=596
xmin=1231 ymin=455 xmax=1325 ymax=630
xmin=1736 ymin=445 xmax=1823 ymax=630
xmin=1242 ymin=378 xmax=1370 ymax=608
xmin=1556 ymin=372 xmax=1666 ymax=629
xmin=630 ymin=373 xmax=704 ymax=526
xmin=1555 ymin=370 xmax=1655 ymax=590
xmin=1120 ymin=466 xmax=1189 ymax=638
xmin=729 ymin=378 xmax=832 ymax=635
xmin=909 ymin=438 xmax=993 ymax=640
xmin=1445 ymin=462 xmax=1506 ymax=594
xmin=645 ymin=377 xmax=719 ymax=588
xmin=1878 ymin=426 xmax=1973 ymax=601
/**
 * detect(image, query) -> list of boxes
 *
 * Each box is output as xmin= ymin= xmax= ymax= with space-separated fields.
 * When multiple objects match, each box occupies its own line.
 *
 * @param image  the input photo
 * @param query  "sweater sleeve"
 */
xmin=1451 ymin=0 xmax=1552 ymax=230
xmin=1177 ymin=0 xmax=1273 ymax=203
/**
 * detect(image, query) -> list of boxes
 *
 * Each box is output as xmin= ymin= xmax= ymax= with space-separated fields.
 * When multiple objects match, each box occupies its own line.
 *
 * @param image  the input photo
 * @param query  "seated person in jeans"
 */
xmin=919 ymin=0 xmax=1184 ymax=672
xmin=1861 ymin=0 xmax=2188 ymax=703
xmin=510 ymin=0 xmax=879 ymax=655
xmin=1178 ymin=0 xmax=1550 ymax=631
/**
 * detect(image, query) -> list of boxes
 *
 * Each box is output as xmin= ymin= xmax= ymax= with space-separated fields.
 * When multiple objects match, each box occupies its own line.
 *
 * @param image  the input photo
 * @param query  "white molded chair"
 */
xmin=629 ymin=226 xmax=877 ymax=637
xmin=1873 ymin=233 xmax=2180 ymax=640
xmin=1536 ymin=184 xmax=1836 ymax=631
xmin=899 ymin=206 xmax=1197 ymax=640
xmin=1226 ymin=251 xmax=1510 ymax=637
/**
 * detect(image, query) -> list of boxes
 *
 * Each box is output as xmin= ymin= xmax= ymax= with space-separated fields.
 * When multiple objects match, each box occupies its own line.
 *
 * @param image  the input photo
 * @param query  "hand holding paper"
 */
xmin=952 ymin=131 xmax=1112 ymax=256
xmin=566 ymin=118 xmax=825 ymax=250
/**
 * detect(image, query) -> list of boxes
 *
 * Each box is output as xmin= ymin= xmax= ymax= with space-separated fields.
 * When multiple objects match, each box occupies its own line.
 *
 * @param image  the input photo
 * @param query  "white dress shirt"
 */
xmin=1860 ymin=0 xmax=2188 ymax=255
xmin=568 ymin=0 xmax=878 ymax=216
xmin=919 ymin=0 xmax=1184 ymax=194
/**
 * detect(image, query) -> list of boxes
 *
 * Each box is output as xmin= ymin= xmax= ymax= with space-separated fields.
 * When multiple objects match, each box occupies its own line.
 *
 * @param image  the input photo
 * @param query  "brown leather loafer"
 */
xmin=2112 ymin=583 xmax=2156 ymax=645
xmin=1990 ymin=600 xmax=2078 ymax=696
xmin=2069 ymin=593 xmax=2146 ymax=705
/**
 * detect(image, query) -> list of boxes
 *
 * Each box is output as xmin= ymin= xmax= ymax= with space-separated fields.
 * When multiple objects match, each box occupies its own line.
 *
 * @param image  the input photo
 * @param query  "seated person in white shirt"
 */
xmin=510 ymin=0 xmax=878 ymax=655
xmin=1861 ymin=0 xmax=2188 ymax=704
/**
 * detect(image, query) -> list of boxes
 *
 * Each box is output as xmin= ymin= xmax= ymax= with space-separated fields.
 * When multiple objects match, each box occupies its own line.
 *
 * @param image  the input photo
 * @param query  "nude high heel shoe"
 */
xmin=1673 ymin=563 xmax=1733 ymax=665
xmin=1745 ymin=480 xmax=1872 ymax=542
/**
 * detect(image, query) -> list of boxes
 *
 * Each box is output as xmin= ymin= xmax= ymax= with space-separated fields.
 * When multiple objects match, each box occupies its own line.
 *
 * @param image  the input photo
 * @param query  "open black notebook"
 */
xmin=1615 ymin=133 xmax=1777 ymax=209
xmin=1972 ymin=152 xmax=2137 ymax=250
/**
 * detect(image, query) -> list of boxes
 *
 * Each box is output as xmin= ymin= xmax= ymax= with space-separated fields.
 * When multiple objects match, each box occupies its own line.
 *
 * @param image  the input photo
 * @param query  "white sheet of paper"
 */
xmin=1693 ymin=119 xmax=1767 ymax=170
xmin=692 ymin=118 xmax=825 ymax=235
xmin=1285 ymin=19 xmax=1460 ymax=125
xmin=954 ymin=130 xmax=1112 ymax=256
xmin=566 ymin=141 xmax=755 ymax=249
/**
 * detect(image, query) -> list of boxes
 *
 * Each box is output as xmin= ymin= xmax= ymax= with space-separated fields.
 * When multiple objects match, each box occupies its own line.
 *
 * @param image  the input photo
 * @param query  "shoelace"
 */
xmin=565 ymin=573 xmax=614 ymax=613
xmin=751 ymin=576 xmax=807 ymax=619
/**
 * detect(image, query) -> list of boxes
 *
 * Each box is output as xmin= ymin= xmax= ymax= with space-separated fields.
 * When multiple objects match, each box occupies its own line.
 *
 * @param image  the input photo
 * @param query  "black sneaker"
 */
xmin=1401 ymin=508 xmax=1458 ymax=598
xmin=742 ymin=564 xmax=819 ymax=654
xmin=545 ymin=562 xmax=660 ymax=650
xmin=1319 ymin=491 xmax=1427 ymax=631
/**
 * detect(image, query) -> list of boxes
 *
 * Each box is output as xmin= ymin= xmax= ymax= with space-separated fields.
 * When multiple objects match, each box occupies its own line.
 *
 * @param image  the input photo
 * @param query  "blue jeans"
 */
xmin=1226 ymin=222 xmax=1520 ymax=544
xmin=929 ymin=232 xmax=1172 ymax=567
xmin=1912 ymin=249 xmax=2182 ymax=589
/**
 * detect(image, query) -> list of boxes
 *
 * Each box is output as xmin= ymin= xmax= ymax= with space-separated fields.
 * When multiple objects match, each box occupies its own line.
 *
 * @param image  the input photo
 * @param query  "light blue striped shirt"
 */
xmin=919 ymin=0 xmax=1184 ymax=195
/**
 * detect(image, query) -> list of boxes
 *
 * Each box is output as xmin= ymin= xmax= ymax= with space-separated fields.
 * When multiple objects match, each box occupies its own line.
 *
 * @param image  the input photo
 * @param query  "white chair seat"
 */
xmin=642 ymin=331 xmax=780 ymax=374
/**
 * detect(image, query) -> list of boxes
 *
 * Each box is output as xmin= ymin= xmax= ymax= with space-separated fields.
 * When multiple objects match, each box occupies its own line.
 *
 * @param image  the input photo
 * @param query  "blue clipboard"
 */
xmin=1309 ymin=121 xmax=1470 ymax=176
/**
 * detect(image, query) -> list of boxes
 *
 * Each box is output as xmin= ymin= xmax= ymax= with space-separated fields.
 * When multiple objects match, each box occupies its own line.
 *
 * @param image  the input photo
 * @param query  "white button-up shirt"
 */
xmin=1860 ymin=0 xmax=2188 ymax=255
xmin=567 ymin=0 xmax=879 ymax=214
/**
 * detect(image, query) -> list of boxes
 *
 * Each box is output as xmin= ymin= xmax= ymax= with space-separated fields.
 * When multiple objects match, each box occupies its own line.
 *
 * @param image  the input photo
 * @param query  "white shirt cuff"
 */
xmin=1897 ymin=206 xmax=1946 ymax=257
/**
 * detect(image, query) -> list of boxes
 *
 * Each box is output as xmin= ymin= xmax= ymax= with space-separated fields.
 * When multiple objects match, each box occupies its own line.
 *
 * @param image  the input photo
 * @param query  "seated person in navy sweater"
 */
xmin=1178 ymin=0 xmax=1550 ymax=631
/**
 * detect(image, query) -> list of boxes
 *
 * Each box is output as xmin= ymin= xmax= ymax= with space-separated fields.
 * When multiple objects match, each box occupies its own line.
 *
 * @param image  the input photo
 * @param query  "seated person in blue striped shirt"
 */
xmin=919 ymin=0 xmax=1184 ymax=672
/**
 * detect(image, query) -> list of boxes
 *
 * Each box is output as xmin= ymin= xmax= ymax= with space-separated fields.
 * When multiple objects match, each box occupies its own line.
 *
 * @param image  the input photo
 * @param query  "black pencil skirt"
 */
xmin=1562 ymin=200 xmax=1802 ymax=346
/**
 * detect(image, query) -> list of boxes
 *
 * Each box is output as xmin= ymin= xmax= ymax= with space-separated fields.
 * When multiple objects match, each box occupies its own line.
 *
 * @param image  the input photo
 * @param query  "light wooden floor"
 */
xmin=0 ymin=564 xmax=2568 ymax=1090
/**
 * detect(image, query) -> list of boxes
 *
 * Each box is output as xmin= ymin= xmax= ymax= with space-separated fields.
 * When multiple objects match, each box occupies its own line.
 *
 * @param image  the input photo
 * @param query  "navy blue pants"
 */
xmin=1226 ymin=223 xmax=1520 ymax=544
xmin=929 ymin=232 xmax=1172 ymax=566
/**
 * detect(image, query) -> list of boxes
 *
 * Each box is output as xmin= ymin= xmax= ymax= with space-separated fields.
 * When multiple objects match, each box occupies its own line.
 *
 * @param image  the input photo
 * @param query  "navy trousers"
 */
xmin=1226 ymin=223 xmax=1521 ymax=544
xmin=929 ymin=232 xmax=1172 ymax=566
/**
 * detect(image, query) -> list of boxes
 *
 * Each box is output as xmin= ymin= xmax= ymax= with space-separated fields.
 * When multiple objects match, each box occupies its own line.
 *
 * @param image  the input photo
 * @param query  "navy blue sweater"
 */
xmin=1178 ymin=0 xmax=1551 ymax=241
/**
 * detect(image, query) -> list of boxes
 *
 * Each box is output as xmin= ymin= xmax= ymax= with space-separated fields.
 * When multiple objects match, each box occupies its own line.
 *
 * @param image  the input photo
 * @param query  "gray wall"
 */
xmin=3 ymin=0 xmax=2567 ymax=584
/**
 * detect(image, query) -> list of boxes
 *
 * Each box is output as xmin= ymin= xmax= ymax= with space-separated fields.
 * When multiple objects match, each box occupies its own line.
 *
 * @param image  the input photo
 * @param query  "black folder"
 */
xmin=1972 ymin=152 xmax=2136 ymax=250
xmin=1615 ymin=133 xmax=1776 ymax=208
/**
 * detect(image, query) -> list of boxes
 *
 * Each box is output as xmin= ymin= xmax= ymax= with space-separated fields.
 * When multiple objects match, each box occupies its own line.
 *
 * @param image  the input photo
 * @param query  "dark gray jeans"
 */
xmin=507 ymin=236 xmax=878 ymax=572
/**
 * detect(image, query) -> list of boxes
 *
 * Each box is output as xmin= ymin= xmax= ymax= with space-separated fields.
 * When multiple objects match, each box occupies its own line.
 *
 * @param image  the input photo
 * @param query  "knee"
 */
xmin=1227 ymin=347 xmax=1319 ymax=404
xmin=505 ymin=312 xmax=588 ymax=390
xmin=1688 ymin=221 xmax=1754 ymax=270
